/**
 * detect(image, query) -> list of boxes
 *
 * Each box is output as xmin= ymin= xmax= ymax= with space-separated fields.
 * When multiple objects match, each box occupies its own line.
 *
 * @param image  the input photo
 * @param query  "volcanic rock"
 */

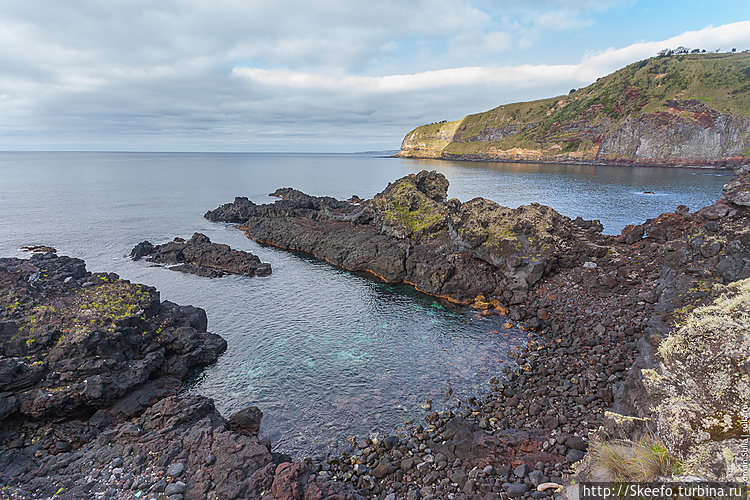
xmin=131 ymin=232 xmax=271 ymax=277
xmin=206 ymin=171 xmax=607 ymax=303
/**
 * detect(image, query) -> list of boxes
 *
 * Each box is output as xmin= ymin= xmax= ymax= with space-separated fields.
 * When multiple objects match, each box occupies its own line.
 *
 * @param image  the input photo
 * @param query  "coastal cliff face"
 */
xmin=398 ymin=53 xmax=750 ymax=167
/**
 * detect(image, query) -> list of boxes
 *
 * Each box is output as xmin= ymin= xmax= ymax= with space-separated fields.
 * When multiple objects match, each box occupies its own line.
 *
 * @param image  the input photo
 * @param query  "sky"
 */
xmin=1 ymin=1 xmax=749 ymax=152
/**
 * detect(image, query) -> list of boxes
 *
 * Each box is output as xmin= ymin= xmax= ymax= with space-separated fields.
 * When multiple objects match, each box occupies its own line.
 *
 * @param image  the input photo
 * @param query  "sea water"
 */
xmin=0 ymin=152 xmax=728 ymax=457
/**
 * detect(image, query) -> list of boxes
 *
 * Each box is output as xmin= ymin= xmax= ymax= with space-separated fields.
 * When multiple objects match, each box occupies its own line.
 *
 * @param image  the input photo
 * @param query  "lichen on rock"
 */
xmin=644 ymin=277 xmax=750 ymax=480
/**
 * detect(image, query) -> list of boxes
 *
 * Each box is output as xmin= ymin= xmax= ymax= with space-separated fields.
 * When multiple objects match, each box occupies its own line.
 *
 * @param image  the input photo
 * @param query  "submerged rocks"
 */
xmin=131 ymin=232 xmax=271 ymax=277
xmin=206 ymin=170 xmax=607 ymax=303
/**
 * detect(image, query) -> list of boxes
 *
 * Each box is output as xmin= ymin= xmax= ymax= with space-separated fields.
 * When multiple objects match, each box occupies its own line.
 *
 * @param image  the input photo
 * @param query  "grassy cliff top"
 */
xmin=401 ymin=53 xmax=750 ymax=153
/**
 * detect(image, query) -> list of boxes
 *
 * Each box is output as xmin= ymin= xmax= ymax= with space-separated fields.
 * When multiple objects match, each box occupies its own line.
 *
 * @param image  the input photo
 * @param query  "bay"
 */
xmin=0 ymin=151 xmax=729 ymax=457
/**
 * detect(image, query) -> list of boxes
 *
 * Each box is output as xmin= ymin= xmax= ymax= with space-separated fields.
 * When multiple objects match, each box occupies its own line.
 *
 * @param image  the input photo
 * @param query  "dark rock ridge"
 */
xmin=0 ymin=253 xmax=364 ymax=499
xmin=206 ymin=170 xmax=608 ymax=303
xmin=131 ymin=232 xmax=271 ymax=277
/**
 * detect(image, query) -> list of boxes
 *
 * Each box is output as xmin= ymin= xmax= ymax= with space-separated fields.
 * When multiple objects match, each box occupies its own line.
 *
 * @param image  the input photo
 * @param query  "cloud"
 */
xmin=582 ymin=21 xmax=750 ymax=71
xmin=229 ymin=19 xmax=750 ymax=149
xmin=0 ymin=0 xmax=748 ymax=151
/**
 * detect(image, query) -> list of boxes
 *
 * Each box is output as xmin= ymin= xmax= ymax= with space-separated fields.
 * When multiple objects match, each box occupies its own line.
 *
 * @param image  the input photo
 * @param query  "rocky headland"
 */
xmin=205 ymin=170 xmax=609 ymax=304
xmin=397 ymin=53 xmax=750 ymax=168
xmin=131 ymin=233 xmax=271 ymax=278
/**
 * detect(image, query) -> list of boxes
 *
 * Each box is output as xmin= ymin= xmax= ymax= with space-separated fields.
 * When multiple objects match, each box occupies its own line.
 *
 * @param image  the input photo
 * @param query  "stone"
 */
xmin=463 ymin=479 xmax=477 ymax=494
xmin=401 ymin=458 xmax=415 ymax=472
xmin=356 ymin=438 xmax=370 ymax=449
xmin=513 ymin=464 xmax=530 ymax=478
xmin=449 ymin=469 xmax=468 ymax=488
xmin=540 ymin=416 xmax=559 ymax=429
xmin=165 ymin=482 xmax=186 ymax=495
xmin=151 ymin=480 xmax=167 ymax=492
xmin=565 ymin=436 xmax=588 ymax=451
xmin=372 ymin=458 xmax=397 ymax=478
xmin=506 ymin=483 xmax=530 ymax=498
xmin=166 ymin=463 xmax=185 ymax=478
xmin=495 ymin=466 xmax=511 ymax=480
xmin=228 ymin=406 xmax=263 ymax=436
xmin=566 ymin=449 xmax=586 ymax=463
xmin=528 ymin=470 xmax=549 ymax=487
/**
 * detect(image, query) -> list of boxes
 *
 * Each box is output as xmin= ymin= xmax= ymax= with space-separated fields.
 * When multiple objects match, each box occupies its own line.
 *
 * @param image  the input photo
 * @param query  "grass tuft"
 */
xmin=588 ymin=437 xmax=679 ymax=482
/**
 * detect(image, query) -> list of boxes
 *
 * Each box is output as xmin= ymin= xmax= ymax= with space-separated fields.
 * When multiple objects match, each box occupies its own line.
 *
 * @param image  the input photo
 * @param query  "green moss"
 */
xmin=77 ymin=282 xmax=150 ymax=322
xmin=374 ymin=179 xmax=447 ymax=238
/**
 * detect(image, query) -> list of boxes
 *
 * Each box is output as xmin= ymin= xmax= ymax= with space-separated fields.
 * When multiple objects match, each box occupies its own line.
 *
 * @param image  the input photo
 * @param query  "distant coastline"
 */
xmin=397 ymin=53 xmax=750 ymax=169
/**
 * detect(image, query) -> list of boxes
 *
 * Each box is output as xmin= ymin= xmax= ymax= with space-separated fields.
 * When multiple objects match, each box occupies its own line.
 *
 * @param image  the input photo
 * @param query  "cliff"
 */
xmin=398 ymin=53 xmax=750 ymax=168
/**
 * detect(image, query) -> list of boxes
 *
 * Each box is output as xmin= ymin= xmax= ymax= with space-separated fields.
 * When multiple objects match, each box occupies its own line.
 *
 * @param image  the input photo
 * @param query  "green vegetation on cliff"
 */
xmin=398 ymin=53 xmax=750 ymax=167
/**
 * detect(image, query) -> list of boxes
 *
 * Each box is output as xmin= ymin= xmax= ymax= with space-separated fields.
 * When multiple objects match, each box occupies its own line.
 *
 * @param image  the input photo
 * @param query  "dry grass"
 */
xmin=588 ymin=437 xmax=678 ymax=482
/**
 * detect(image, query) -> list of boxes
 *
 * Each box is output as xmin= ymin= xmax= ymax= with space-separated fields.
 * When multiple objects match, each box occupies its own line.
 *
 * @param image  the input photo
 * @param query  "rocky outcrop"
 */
xmin=398 ymin=54 xmax=750 ymax=168
xmin=206 ymin=171 xmax=607 ymax=303
xmin=131 ymin=232 xmax=271 ymax=277
xmin=645 ymin=278 xmax=750 ymax=480
xmin=0 ymin=253 xmax=226 ymax=421
xmin=0 ymin=253 xmax=364 ymax=500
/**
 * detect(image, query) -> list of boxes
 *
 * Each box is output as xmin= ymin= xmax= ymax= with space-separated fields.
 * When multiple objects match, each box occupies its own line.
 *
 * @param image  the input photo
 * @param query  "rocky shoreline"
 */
xmin=1 ymin=166 xmax=748 ymax=499
xmin=205 ymin=171 xmax=609 ymax=304
xmin=0 ymin=253 xmax=360 ymax=500
xmin=203 ymin=166 xmax=748 ymax=497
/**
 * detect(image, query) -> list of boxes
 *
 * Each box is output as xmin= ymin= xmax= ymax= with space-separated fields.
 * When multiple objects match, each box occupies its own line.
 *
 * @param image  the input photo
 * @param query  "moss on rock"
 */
xmin=370 ymin=170 xmax=450 ymax=240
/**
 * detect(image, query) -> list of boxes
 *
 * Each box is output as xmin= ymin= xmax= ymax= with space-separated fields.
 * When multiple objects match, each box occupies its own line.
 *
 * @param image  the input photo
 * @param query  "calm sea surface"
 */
xmin=0 ymin=152 xmax=729 ymax=457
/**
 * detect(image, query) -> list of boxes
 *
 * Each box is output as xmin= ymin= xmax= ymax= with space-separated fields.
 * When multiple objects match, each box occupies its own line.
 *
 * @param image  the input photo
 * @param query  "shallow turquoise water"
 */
xmin=0 ymin=152 xmax=729 ymax=457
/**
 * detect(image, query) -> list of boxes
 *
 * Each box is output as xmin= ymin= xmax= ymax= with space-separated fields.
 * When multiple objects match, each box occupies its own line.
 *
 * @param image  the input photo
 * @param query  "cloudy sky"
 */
xmin=1 ymin=1 xmax=749 ymax=152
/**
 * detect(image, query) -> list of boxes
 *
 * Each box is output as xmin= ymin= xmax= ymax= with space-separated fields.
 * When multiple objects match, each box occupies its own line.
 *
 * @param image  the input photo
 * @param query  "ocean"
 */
xmin=0 ymin=151 xmax=729 ymax=457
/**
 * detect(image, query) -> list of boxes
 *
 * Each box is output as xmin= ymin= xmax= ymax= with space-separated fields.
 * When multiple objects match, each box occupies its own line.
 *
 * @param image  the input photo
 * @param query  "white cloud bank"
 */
xmin=235 ymin=21 xmax=750 ymax=96
xmin=227 ymin=21 xmax=750 ymax=149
